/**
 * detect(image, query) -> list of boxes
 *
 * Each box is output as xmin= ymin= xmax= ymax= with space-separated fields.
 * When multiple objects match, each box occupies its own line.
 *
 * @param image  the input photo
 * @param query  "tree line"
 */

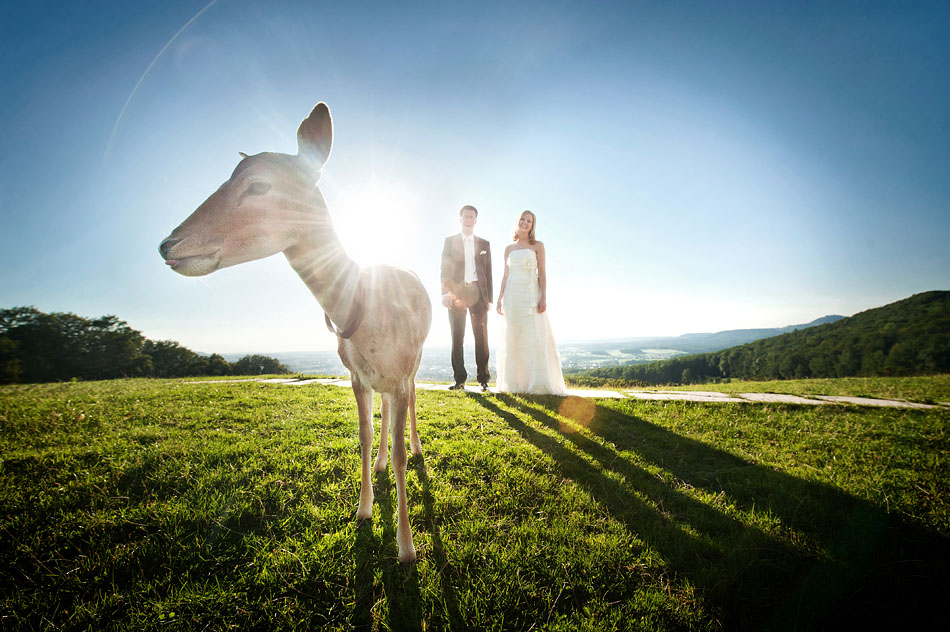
xmin=572 ymin=291 xmax=950 ymax=386
xmin=0 ymin=307 xmax=290 ymax=384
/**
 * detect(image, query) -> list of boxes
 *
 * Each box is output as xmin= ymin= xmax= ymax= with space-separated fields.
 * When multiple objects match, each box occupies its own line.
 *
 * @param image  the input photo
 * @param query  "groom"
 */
xmin=441 ymin=205 xmax=493 ymax=391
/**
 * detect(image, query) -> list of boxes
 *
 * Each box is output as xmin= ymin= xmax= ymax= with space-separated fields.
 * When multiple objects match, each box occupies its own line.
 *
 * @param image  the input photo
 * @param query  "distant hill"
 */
xmin=613 ymin=315 xmax=844 ymax=355
xmin=224 ymin=317 xmax=849 ymax=380
xmin=574 ymin=291 xmax=950 ymax=386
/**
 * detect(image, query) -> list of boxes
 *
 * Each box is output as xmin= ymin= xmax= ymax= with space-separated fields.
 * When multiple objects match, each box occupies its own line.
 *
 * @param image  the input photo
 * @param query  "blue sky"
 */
xmin=1 ymin=0 xmax=948 ymax=353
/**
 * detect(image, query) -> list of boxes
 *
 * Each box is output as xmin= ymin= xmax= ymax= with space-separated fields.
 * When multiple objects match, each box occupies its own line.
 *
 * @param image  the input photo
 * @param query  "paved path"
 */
xmin=197 ymin=378 xmax=945 ymax=410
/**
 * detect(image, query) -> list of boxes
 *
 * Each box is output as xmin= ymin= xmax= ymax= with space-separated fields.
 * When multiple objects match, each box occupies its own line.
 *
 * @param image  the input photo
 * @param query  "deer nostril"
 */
xmin=159 ymin=237 xmax=181 ymax=259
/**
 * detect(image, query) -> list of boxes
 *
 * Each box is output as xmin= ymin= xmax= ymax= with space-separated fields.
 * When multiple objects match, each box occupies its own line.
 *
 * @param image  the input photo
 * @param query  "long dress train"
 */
xmin=496 ymin=248 xmax=566 ymax=394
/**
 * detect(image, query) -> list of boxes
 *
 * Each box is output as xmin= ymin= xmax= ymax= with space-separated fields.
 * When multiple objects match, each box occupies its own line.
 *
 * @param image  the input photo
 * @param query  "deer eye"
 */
xmin=247 ymin=181 xmax=271 ymax=196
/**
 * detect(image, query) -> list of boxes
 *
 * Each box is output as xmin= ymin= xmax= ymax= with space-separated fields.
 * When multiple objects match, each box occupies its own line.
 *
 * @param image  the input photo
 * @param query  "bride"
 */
xmin=495 ymin=210 xmax=566 ymax=395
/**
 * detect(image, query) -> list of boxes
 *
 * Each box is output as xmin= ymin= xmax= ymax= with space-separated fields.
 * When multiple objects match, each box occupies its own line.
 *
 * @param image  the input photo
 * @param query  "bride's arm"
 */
xmin=536 ymin=242 xmax=547 ymax=314
xmin=496 ymin=246 xmax=512 ymax=315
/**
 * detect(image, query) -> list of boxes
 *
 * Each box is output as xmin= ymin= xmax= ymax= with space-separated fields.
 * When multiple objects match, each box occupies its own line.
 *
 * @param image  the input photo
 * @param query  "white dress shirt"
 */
xmin=462 ymin=233 xmax=478 ymax=283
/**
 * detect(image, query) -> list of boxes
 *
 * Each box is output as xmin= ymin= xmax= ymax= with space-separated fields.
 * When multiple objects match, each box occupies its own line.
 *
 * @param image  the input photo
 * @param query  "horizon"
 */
xmin=2 ymin=1 xmax=948 ymax=353
xmin=209 ymin=311 xmax=854 ymax=355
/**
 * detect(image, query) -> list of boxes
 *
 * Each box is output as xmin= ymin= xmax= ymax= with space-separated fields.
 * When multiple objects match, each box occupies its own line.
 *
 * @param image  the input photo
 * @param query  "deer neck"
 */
xmin=283 ymin=188 xmax=362 ymax=330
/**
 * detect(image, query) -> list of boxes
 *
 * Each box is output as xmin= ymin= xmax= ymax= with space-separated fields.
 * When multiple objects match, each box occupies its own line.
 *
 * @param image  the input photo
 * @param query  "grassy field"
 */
xmin=566 ymin=374 xmax=950 ymax=404
xmin=1 ymin=378 xmax=948 ymax=631
xmin=664 ymin=375 xmax=950 ymax=404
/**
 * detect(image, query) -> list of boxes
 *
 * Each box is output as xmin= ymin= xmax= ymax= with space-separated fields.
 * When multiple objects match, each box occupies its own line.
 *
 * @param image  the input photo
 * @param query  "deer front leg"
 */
xmin=352 ymin=377 xmax=375 ymax=522
xmin=373 ymin=393 xmax=391 ymax=472
xmin=390 ymin=388 xmax=416 ymax=562
xmin=408 ymin=387 xmax=422 ymax=456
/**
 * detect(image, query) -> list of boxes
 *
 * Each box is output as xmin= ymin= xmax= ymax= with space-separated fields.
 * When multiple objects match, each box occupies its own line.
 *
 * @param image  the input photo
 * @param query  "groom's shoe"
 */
xmin=449 ymin=382 xmax=465 ymax=390
xmin=479 ymin=382 xmax=489 ymax=392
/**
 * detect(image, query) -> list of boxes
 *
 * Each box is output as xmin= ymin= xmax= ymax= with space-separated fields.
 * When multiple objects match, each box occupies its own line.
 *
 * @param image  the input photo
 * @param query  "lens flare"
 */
xmin=105 ymin=0 xmax=221 ymax=160
xmin=558 ymin=396 xmax=596 ymax=429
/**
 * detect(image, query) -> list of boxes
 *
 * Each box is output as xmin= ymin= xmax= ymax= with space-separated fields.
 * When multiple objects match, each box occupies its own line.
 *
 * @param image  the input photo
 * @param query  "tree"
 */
xmin=143 ymin=340 xmax=208 ymax=378
xmin=0 ymin=307 xmax=149 ymax=382
xmin=231 ymin=354 xmax=291 ymax=375
xmin=0 ymin=335 xmax=21 ymax=384
xmin=205 ymin=353 xmax=231 ymax=376
xmin=0 ymin=306 xmax=294 ymax=383
xmin=574 ymin=291 xmax=950 ymax=386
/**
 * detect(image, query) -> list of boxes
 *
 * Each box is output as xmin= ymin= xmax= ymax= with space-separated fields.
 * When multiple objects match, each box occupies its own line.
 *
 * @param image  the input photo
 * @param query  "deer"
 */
xmin=159 ymin=103 xmax=431 ymax=562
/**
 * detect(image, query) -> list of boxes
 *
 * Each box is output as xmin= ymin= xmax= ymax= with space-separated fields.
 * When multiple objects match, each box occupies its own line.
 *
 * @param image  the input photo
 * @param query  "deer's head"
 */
xmin=159 ymin=103 xmax=334 ymax=276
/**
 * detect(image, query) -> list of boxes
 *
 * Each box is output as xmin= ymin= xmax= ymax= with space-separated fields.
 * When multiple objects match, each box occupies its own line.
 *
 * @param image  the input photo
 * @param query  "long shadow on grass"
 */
xmin=476 ymin=394 xmax=949 ymax=631
xmin=414 ymin=455 xmax=466 ymax=630
xmin=352 ymin=470 xmax=424 ymax=631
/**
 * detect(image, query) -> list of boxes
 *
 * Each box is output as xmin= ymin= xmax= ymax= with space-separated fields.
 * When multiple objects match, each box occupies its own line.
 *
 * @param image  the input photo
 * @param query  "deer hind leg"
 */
xmin=409 ymin=350 xmax=424 ymax=456
xmin=408 ymin=386 xmax=422 ymax=456
xmin=390 ymin=387 xmax=416 ymax=562
xmin=373 ymin=393 xmax=391 ymax=473
xmin=352 ymin=377 xmax=375 ymax=521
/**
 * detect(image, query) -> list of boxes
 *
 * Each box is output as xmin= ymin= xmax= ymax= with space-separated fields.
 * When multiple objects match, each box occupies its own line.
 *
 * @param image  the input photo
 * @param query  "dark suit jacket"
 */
xmin=441 ymin=234 xmax=492 ymax=307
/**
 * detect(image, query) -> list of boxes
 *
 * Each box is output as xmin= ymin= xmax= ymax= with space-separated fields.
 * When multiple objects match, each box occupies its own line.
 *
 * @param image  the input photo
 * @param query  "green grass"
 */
xmin=662 ymin=374 xmax=950 ymax=404
xmin=1 ymin=378 xmax=948 ymax=630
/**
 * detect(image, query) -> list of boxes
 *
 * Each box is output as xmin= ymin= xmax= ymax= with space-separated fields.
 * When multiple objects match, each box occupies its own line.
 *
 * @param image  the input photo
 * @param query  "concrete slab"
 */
xmin=280 ymin=378 xmax=333 ymax=385
xmin=413 ymin=383 xmax=447 ymax=391
xmin=180 ymin=378 xmax=938 ymax=410
xmin=625 ymin=391 xmax=746 ymax=403
xmin=653 ymin=390 xmax=738 ymax=398
xmin=423 ymin=383 xmax=491 ymax=393
xmin=738 ymin=393 xmax=825 ymax=405
xmin=381 ymin=383 xmax=625 ymax=398
xmin=564 ymin=388 xmax=625 ymax=399
xmin=815 ymin=395 xmax=936 ymax=409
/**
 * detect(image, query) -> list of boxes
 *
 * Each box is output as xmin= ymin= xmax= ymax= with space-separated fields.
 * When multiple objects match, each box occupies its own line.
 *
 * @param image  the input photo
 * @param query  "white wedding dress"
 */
xmin=496 ymin=248 xmax=566 ymax=394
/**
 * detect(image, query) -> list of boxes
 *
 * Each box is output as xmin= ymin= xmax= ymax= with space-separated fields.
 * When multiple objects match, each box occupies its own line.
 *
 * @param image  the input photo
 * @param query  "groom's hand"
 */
xmin=441 ymin=293 xmax=456 ymax=309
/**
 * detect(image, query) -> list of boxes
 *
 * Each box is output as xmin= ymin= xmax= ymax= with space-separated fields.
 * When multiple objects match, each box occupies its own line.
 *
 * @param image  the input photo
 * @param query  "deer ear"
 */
xmin=297 ymin=102 xmax=332 ymax=174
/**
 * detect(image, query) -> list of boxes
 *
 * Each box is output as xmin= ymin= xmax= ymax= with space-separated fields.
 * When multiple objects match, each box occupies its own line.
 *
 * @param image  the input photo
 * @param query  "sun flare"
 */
xmin=330 ymin=177 xmax=421 ymax=267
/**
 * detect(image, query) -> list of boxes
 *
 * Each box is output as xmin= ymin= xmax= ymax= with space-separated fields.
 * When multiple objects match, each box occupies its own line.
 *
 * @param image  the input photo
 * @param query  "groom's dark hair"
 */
xmin=459 ymin=205 xmax=478 ymax=217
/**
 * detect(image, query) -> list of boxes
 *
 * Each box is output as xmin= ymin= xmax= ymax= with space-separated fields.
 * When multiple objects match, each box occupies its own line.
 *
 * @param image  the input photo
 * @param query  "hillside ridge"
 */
xmin=576 ymin=291 xmax=950 ymax=385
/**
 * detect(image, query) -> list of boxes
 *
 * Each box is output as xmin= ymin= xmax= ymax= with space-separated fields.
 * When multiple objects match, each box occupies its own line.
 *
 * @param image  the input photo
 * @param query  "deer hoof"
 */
xmin=397 ymin=545 xmax=417 ymax=564
xmin=356 ymin=500 xmax=373 ymax=522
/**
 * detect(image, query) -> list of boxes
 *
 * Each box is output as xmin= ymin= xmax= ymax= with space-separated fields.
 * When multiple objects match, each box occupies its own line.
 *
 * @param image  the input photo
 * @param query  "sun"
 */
xmin=329 ymin=177 xmax=422 ymax=268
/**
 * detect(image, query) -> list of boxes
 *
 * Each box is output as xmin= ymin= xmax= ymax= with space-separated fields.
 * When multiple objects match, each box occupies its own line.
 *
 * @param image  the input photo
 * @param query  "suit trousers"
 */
xmin=449 ymin=300 xmax=489 ymax=384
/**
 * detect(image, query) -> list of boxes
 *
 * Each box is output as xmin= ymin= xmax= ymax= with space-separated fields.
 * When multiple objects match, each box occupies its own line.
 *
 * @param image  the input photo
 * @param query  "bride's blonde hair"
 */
xmin=512 ymin=210 xmax=537 ymax=244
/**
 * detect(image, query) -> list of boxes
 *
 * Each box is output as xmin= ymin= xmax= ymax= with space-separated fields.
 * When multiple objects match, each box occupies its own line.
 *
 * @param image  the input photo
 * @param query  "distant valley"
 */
xmin=222 ymin=315 xmax=843 ymax=381
xmin=3 ymin=295 xmax=941 ymax=386
xmin=557 ymin=315 xmax=843 ymax=366
xmin=576 ymin=291 xmax=949 ymax=385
